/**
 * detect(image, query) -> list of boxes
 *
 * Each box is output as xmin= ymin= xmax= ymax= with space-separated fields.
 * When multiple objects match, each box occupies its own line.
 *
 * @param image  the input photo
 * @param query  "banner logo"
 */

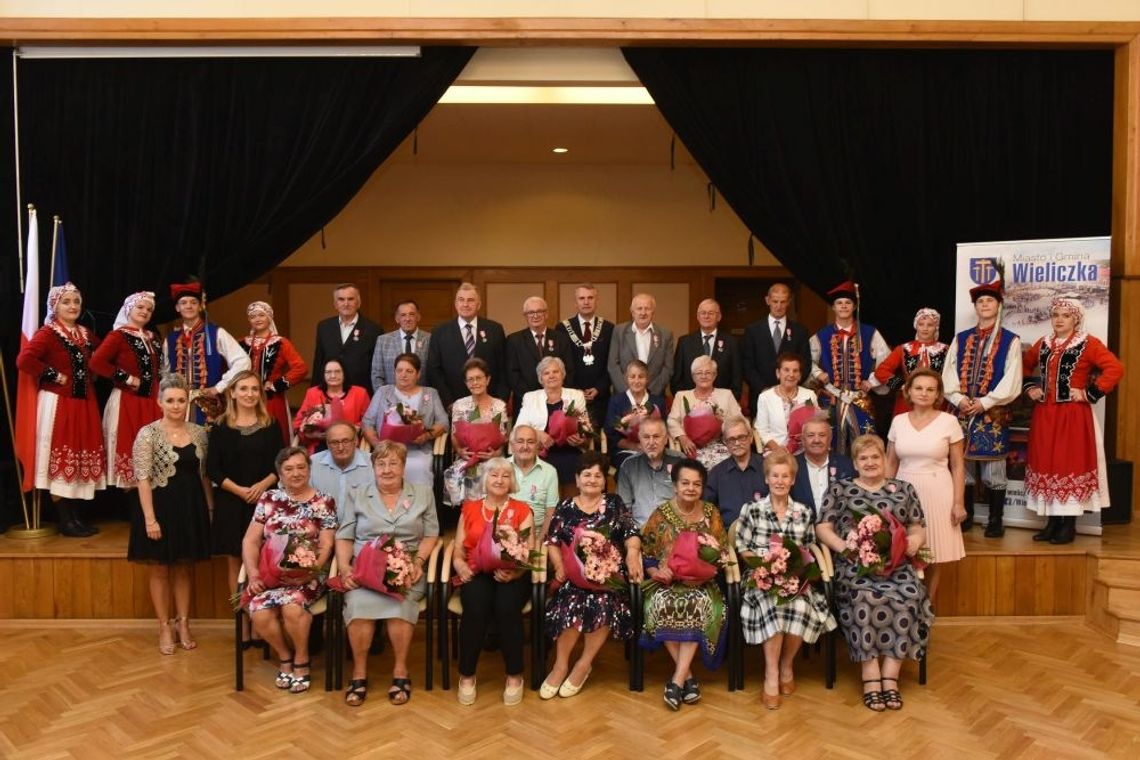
xmin=969 ymin=258 xmax=999 ymax=286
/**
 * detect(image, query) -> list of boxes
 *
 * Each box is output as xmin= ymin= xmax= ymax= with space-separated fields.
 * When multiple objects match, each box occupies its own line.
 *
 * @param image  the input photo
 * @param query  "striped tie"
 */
xmin=464 ymin=323 xmax=475 ymax=357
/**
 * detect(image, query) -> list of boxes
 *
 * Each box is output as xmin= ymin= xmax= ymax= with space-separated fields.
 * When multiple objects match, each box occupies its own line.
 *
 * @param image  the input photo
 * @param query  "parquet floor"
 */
xmin=1 ymin=619 xmax=1137 ymax=759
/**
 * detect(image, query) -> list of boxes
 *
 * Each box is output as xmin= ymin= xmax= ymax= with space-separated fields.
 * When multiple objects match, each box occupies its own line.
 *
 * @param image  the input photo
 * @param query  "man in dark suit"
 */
xmin=505 ymin=296 xmax=576 ymax=407
xmin=311 ymin=282 xmax=384 ymax=392
xmin=608 ymin=292 xmax=674 ymax=396
xmin=742 ymin=282 xmax=811 ymax=413
xmin=672 ymin=298 xmax=742 ymax=397
xmin=791 ymin=415 xmax=855 ymax=518
xmin=426 ymin=282 xmax=507 ymax=408
xmin=555 ymin=283 xmax=614 ymax=426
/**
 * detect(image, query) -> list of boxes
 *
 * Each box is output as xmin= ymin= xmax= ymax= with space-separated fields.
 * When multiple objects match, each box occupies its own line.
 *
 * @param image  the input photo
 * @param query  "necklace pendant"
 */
xmin=583 ymin=354 xmax=595 ymax=366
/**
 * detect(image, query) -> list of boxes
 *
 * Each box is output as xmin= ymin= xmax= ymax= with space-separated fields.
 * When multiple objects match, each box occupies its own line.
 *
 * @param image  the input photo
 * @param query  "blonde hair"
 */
xmin=763 ymin=449 xmax=799 ymax=478
xmin=223 ymin=370 xmax=273 ymax=429
xmin=850 ymin=433 xmax=886 ymax=460
xmin=371 ymin=440 xmax=408 ymax=466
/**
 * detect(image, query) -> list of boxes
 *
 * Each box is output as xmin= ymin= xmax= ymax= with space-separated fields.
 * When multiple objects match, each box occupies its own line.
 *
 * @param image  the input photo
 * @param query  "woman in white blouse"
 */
xmin=514 ymin=356 xmax=588 ymax=485
xmin=754 ymin=353 xmax=818 ymax=455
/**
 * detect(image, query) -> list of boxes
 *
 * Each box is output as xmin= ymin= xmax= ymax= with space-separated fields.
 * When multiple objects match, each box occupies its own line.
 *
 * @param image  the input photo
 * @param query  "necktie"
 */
xmin=703 ymin=334 xmax=713 ymax=356
xmin=464 ymin=323 xmax=475 ymax=357
xmin=772 ymin=321 xmax=782 ymax=351
xmin=404 ymin=332 xmax=414 ymax=354
xmin=582 ymin=319 xmax=592 ymax=342
xmin=535 ymin=332 xmax=545 ymax=352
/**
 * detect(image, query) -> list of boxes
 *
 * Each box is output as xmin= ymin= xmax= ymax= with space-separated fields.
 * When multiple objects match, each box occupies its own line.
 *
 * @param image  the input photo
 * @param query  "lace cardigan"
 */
xmin=132 ymin=421 xmax=209 ymax=489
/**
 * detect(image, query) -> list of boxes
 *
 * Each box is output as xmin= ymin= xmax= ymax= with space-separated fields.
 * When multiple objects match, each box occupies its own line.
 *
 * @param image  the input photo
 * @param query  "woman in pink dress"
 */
xmin=886 ymin=368 xmax=966 ymax=605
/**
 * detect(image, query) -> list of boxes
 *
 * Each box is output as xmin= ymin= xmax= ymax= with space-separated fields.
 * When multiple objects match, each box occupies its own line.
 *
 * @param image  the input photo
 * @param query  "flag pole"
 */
xmin=0 ymin=355 xmax=31 ymax=530
xmin=11 ymin=53 xmax=24 ymax=292
xmin=48 ymin=216 xmax=60 ymax=287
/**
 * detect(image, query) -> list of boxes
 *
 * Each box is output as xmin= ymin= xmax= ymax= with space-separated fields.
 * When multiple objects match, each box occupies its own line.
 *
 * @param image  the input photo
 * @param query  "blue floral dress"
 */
xmin=247 ymin=489 xmax=338 ymax=614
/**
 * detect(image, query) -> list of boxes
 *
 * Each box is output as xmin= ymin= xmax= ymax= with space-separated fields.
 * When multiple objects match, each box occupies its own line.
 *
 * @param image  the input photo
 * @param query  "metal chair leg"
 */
xmin=234 ymin=607 xmax=244 ymax=692
xmin=919 ymin=653 xmax=927 ymax=685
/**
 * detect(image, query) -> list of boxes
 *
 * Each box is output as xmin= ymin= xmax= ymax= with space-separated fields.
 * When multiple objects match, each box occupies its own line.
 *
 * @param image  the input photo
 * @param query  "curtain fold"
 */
xmin=9 ymin=47 xmax=474 ymax=329
xmin=622 ymin=47 xmax=1113 ymax=341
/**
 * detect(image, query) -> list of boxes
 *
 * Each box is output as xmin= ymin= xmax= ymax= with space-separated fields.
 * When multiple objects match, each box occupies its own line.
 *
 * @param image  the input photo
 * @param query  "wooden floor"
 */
xmin=0 ymin=619 xmax=1137 ymax=759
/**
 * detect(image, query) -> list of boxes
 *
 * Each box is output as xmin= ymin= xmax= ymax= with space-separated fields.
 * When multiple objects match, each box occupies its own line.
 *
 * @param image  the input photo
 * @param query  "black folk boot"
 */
xmin=1033 ymin=516 xmax=1061 ymax=542
xmin=1050 ymin=516 xmax=1078 ymax=545
xmin=54 ymin=499 xmax=89 ymax=538
xmin=984 ymin=490 xmax=1006 ymax=538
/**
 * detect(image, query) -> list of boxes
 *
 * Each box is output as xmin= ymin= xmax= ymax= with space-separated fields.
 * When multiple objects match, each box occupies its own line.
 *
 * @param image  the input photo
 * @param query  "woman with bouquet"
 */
xmin=886 ymin=369 xmax=965 ymax=602
xmin=241 ymin=447 xmax=337 ymax=694
xmin=515 ymin=356 xmax=589 ymax=486
xmin=541 ymin=451 xmax=643 ymax=699
xmin=754 ymin=353 xmax=818 ymax=455
xmin=604 ymin=360 xmax=665 ymax=468
xmin=293 ymin=359 xmax=370 ymax=454
xmin=362 ymin=353 xmax=447 ymax=486
xmin=451 ymin=458 xmax=537 ymax=706
xmin=641 ymin=459 xmax=729 ymax=710
xmin=816 ymin=434 xmax=933 ymax=712
xmin=444 ymin=358 xmax=510 ymax=505
xmin=335 ymin=441 xmax=439 ymax=706
xmin=667 ymin=355 xmax=742 ymax=470
xmin=241 ymin=301 xmax=307 ymax=442
xmin=128 ymin=374 xmax=213 ymax=654
xmin=91 ymin=290 xmax=161 ymax=491
xmin=207 ymin=370 xmax=281 ymax=645
xmin=736 ymin=451 xmax=835 ymax=710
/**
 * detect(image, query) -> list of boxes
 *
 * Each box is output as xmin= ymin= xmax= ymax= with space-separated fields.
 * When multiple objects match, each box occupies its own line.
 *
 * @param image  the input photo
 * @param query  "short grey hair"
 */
xmin=690 ymin=354 xmax=718 ymax=376
xmin=535 ymin=356 xmax=566 ymax=382
xmin=721 ymin=414 xmax=751 ymax=438
xmin=480 ymin=456 xmax=519 ymax=494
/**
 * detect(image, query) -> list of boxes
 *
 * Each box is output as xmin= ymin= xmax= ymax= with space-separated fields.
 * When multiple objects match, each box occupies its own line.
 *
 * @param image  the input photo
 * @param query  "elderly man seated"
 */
xmin=703 ymin=415 xmax=767 ymax=527
xmin=789 ymin=415 xmax=855 ymax=518
xmin=506 ymin=424 xmax=560 ymax=539
xmin=616 ymin=416 xmax=682 ymax=528
xmin=309 ymin=421 xmax=373 ymax=523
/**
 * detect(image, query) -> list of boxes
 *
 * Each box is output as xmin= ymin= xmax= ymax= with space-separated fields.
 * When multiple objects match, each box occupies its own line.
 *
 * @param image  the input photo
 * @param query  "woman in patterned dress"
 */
xmin=128 ymin=374 xmax=213 ymax=655
xmin=362 ymin=352 xmax=447 ymax=486
xmin=241 ymin=301 xmax=306 ymax=444
xmin=1023 ymin=297 xmax=1124 ymax=545
xmin=91 ymin=291 xmax=162 ymax=490
xmin=336 ymin=441 xmax=439 ymax=707
xmin=641 ymin=458 xmax=727 ymax=710
xmin=443 ymin=357 xmax=510 ymax=505
xmin=668 ymin=355 xmax=742 ymax=471
xmin=16 ymin=282 xmax=106 ymax=536
xmin=816 ymin=434 xmax=933 ymax=712
xmin=736 ymin=451 xmax=836 ymax=710
xmin=541 ymin=451 xmax=643 ymax=699
xmin=241 ymin=447 xmax=337 ymax=694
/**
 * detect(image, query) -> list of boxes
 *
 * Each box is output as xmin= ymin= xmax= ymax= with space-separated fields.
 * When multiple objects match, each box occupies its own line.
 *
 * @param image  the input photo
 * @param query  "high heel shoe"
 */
xmin=158 ymin=619 xmax=176 ymax=656
xmin=172 ymin=616 xmax=197 ymax=651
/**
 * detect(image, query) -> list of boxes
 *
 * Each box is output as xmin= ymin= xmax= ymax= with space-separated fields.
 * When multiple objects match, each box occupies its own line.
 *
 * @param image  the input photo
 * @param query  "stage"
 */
xmin=1 ymin=520 xmax=1137 ymax=644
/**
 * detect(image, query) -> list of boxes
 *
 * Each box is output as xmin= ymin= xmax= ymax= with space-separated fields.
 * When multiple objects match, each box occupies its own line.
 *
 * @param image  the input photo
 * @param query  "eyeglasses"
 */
xmin=523 ymin=310 xmax=547 ymax=317
xmin=328 ymin=438 xmax=355 ymax=447
xmin=724 ymin=434 xmax=752 ymax=445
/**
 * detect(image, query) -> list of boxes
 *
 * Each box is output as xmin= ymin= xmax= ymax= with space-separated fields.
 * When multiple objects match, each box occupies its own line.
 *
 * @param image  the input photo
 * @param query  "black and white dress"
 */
xmin=819 ymin=479 xmax=934 ymax=662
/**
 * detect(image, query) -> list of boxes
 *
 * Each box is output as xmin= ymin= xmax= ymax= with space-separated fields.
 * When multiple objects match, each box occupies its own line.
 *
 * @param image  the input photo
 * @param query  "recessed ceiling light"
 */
xmin=552 ymin=147 xmax=569 ymax=154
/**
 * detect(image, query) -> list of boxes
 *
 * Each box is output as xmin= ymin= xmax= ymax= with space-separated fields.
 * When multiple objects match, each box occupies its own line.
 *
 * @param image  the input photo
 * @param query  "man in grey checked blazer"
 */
xmin=371 ymin=299 xmax=431 ymax=391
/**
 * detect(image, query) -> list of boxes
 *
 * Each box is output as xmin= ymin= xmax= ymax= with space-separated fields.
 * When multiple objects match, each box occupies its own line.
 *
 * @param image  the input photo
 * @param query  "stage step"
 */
xmin=1086 ymin=555 xmax=1140 ymax=645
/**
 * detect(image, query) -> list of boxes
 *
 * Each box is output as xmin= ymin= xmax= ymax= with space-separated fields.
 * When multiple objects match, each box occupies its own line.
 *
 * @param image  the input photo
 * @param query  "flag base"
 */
xmin=5 ymin=524 xmax=59 ymax=540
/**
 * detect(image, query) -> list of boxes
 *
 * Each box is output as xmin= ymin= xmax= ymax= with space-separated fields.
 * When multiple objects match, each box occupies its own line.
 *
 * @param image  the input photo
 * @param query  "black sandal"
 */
xmin=862 ymin=679 xmax=886 ymax=712
xmin=663 ymin=681 xmax=683 ymax=711
xmin=682 ymin=678 xmax=701 ymax=704
xmin=289 ymin=662 xmax=312 ymax=694
xmin=388 ymin=677 xmax=412 ymax=705
xmin=274 ymin=658 xmax=294 ymax=690
xmin=345 ymin=678 xmax=368 ymax=707
xmin=881 ymin=677 xmax=903 ymax=710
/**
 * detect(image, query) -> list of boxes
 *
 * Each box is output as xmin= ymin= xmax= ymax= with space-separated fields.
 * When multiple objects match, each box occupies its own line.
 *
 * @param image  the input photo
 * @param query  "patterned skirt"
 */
xmin=833 ymin=558 xmax=933 ymax=663
xmin=741 ymin=584 xmax=836 ymax=645
xmin=545 ymin=582 xmax=633 ymax=640
xmin=640 ymin=581 xmax=726 ymax=670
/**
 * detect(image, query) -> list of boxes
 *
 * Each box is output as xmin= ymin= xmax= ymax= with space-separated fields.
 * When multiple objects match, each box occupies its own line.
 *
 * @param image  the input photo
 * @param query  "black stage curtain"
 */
xmin=4 ymin=46 xmax=474 ymax=333
xmin=622 ymin=48 xmax=1114 ymax=342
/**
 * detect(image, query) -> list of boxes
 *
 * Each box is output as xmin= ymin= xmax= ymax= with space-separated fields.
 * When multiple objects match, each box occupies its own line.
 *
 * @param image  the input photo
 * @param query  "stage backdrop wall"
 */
xmin=955 ymin=236 xmax=1112 ymax=535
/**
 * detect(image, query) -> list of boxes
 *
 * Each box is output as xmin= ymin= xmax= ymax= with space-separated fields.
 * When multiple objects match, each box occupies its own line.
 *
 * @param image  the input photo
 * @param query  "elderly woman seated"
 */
xmin=514 ymin=356 xmax=589 ymax=487
xmin=541 ymin=451 xmax=643 ymax=698
xmin=815 ymin=434 xmax=933 ymax=712
xmin=451 ymin=457 xmax=536 ymax=706
xmin=241 ymin=447 xmax=338 ymax=694
xmin=753 ymin=353 xmax=818 ymax=456
xmin=335 ymin=441 xmax=440 ymax=706
xmin=735 ymin=450 xmax=836 ymax=710
xmin=604 ymin=360 xmax=666 ymax=469
xmin=641 ymin=458 xmax=728 ymax=710
xmin=667 ymin=355 xmax=742 ymax=471
xmin=362 ymin=352 xmax=447 ymax=486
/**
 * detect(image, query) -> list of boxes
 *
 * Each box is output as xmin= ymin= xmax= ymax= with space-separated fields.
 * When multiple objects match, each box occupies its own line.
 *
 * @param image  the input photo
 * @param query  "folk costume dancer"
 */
xmin=809 ymin=281 xmax=889 ymax=455
xmin=242 ymin=301 xmax=307 ymax=444
xmin=942 ymin=279 xmax=1022 ymax=536
xmin=867 ymin=307 xmax=949 ymax=416
xmin=163 ymin=280 xmax=250 ymax=424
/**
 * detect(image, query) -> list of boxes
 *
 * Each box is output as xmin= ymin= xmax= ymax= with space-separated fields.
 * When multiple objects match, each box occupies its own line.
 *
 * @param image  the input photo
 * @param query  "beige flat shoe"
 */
xmin=558 ymin=668 xmax=591 ymax=698
xmin=457 ymin=678 xmax=477 ymax=706
xmin=503 ymin=680 xmax=524 ymax=706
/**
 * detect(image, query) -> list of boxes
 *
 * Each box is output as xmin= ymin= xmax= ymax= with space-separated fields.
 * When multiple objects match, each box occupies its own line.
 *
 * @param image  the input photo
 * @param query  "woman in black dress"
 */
xmin=128 ymin=374 xmax=214 ymax=655
xmin=207 ymin=369 xmax=281 ymax=641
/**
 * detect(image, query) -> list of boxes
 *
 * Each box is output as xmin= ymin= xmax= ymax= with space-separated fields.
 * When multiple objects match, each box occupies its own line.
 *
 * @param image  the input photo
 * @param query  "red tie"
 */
xmin=583 ymin=320 xmax=592 ymax=342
